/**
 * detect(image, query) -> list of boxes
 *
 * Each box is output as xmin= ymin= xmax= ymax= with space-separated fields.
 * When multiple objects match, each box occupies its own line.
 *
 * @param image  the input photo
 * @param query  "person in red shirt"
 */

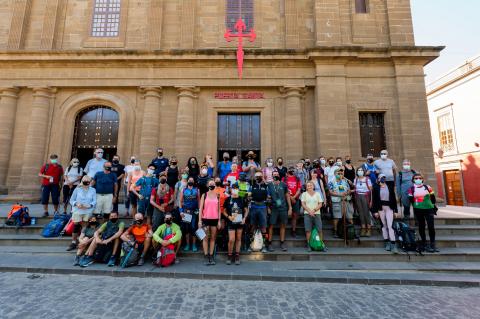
xmin=283 ymin=166 xmax=302 ymax=238
xmin=38 ymin=154 xmax=64 ymax=217
xmin=150 ymin=172 xmax=174 ymax=231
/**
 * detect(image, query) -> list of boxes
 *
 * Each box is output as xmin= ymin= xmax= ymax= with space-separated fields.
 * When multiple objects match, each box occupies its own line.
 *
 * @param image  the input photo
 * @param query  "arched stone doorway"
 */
xmin=71 ymin=106 xmax=119 ymax=167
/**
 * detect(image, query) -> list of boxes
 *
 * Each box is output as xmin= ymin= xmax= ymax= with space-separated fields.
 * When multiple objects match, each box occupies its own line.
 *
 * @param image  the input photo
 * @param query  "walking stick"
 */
xmin=342 ymin=199 xmax=347 ymax=247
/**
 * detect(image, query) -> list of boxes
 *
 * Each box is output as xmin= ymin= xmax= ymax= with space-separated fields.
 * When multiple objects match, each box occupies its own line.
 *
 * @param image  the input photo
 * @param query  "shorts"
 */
xmin=41 ymin=184 xmax=60 ymax=206
xmin=72 ymin=211 xmax=90 ymax=223
xmin=129 ymin=191 xmax=138 ymax=206
xmin=202 ymin=218 xmax=219 ymax=227
xmin=62 ymin=185 xmax=77 ymax=204
xmin=332 ymin=201 xmax=353 ymax=219
xmin=227 ymin=222 xmax=244 ymax=231
xmin=291 ymin=199 xmax=301 ymax=213
xmin=304 ymin=214 xmax=322 ymax=232
xmin=95 ymin=194 xmax=113 ymax=216
xmin=249 ymin=206 xmax=267 ymax=229
xmin=138 ymin=198 xmax=153 ymax=217
xmin=270 ymin=209 xmax=288 ymax=226
xmin=152 ymin=208 xmax=166 ymax=232
xmin=180 ymin=210 xmax=198 ymax=235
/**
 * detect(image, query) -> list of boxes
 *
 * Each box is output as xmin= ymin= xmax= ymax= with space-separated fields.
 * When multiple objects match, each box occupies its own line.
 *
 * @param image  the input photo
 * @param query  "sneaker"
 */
xmin=210 ymin=255 xmax=216 ymax=265
xmin=307 ymin=247 xmax=312 ymax=252
xmin=66 ymin=242 xmax=77 ymax=251
xmin=138 ymin=257 xmax=145 ymax=266
xmin=392 ymin=243 xmax=399 ymax=254
xmin=247 ymin=247 xmax=252 ymax=253
xmin=204 ymin=255 xmax=210 ymax=266
xmin=43 ymin=212 xmax=49 ymax=217
xmin=261 ymin=247 xmax=267 ymax=253
xmin=73 ymin=255 xmax=80 ymax=266
xmin=365 ymin=229 xmax=372 ymax=237
xmin=267 ymin=245 xmax=275 ymax=252
xmin=235 ymin=254 xmax=240 ymax=265
xmin=385 ymin=242 xmax=391 ymax=252
xmin=280 ymin=242 xmax=287 ymax=252
xmin=192 ymin=245 xmax=198 ymax=252
xmin=291 ymin=230 xmax=297 ymax=239
xmin=333 ymin=233 xmax=339 ymax=239
xmin=226 ymin=255 xmax=232 ymax=265
xmin=426 ymin=243 xmax=439 ymax=253
xmin=359 ymin=228 xmax=366 ymax=237
xmin=107 ymin=256 xmax=116 ymax=267
xmin=183 ymin=244 xmax=191 ymax=252
xmin=80 ymin=255 xmax=94 ymax=268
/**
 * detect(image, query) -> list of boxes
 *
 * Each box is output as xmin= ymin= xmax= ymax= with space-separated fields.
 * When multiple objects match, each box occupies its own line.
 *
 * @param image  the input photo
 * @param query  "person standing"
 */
xmin=187 ymin=157 xmax=200 ymax=183
xmin=267 ymin=171 xmax=292 ymax=252
xmin=150 ymin=172 xmax=174 ymax=232
xmin=301 ymin=181 xmax=325 ymax=252
xmin=328 ymin=168 xmax=353 ymax=237
xmin=62 ymin=158 xmax=83 ymax=214
xmin=123 ymin=156 xmax=137 ymax=216
xmin=217 ymin=152 xmax=232 ymax=182
xmin=179 ymin=177 xmax=200 ymax=252
xmin=127 ymin=160 xmax=144 ymax=217
xmin=249 ymin=171 xmax=269 ymax=253
xmin=396 ymin=159 xmax=416 ymax=224
xmin=262 ymin=158 xmax=276 ymax=184
xmin=67 ymin=175 xmax=96 ymax=252
xmin=275 ymin=157 xmax=287 ymax=180
xmin=295 ymin=161 xmax=309 ymax=190
xmin=173 ymin=170 xmax=189 ymax=222
xmin=343 ymin=155 xmax=356 ymax=184
xmin=408 ymin=173 xmax=438 ymax=253
xmin=372 ymin=174 xmax=398 ymax=254
xmin=166 ymin=156 xmax=179 ymax=189
xmin=110 ymin=155 xmax=125 ymax=213
xmin=203 ymin=154 xmax=215 ymax=177
xmin=354 ymin=167 xmax=373 ymax=237
xmin=284 ymin=167 xmax=302 ymax=238
xmin=84 ymin=148 xmax=107 ymax=179
xmin=224 ymin=163 xmax=240 ymax=186
xmin=132 ymin=164 xmax=159 ymax=225
xmin=151 ymin=147 xmax=169 ymax=178
xmin=92 ymin=162 xmax=117 ymax=218
xmin=242 ymin=151 xmax=260 ymax=183
xmin=38 ymin=154 xmax=64 ymax=217
xmin=198 ymin=179 xmax=222 ymax=265
xmin=362 ymin=154 xmax=378 ymax=187
xmin=374 ymin=150 xmax=397 ymax=191
xmin=324 ymin=157 xmax=338 ymax=185
xmin=197 ymin=164 xmax=211 ymax=196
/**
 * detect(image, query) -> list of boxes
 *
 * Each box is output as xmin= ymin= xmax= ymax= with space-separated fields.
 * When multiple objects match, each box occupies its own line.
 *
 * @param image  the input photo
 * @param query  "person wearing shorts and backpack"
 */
xmin=198 ymin=179 xmax=222 ymax=266
xmin=38 ymin=154 xmax=64 ymax=217
xmin=266 ymin=171 xmax=292 ymax=252
xmin=73 ymin=216 xmax=99 ymax=266
xmin=121 ymin=213 xmax=153 ymax=266
xmin=179 ymin=177 xmax=200 ymax=252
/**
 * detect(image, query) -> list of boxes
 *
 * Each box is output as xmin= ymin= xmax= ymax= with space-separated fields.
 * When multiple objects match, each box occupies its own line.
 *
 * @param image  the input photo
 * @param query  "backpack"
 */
xmin=399 ymin=170 xmax=416 ymax=183
xmin=337 ymin=219 xmax=357 ymax=241
xmin=5 ymin=204 xmax=30 ymax=226
xmin=63 ymin=219 xmax=75 ymax=236
xmin=393 ymin=221 xmax=418 ymax=252
xmin=93 ymin=243 xmax=114 ymax=263
xmin=41 ymin=164 xmax=63 ymax=183
xmin=250 ymin=229 xmax=264 ymax=252
xmin=309 ymin=227 xmax=326 ymax=251
xmin=120 ymin=241 xmax=140 ymax=268
xmin=154 ymin=233 xmax=176 ymax=267
xmin=41 ymin=213 xmax=70 ymax=237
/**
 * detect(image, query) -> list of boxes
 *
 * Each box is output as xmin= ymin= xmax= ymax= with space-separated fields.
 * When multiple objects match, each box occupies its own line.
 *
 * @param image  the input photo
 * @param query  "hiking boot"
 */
xmin=137 ymin=257 xmax=145 ymax=266
xmin=73 ymin=255 xmax=80 ymax=266
xmin=384 ymin=241 xmax=391 ymax=251
xmin=226 ymin=255 xmax=232 ymax=265
xmin=365 ymin=229 xmax=372 ymax=237
xmin=204 ymin=255 xmax=210 ymax=266
xmin=79 ymin=255 xmax=94 ymax=268
xmin=426 ymin=242 xmax=439 ymax=253
xmin=267 ymin=245 xmax=275 ymax=252
xmin=280 ymin=242 xmax=287 ymax=252
xmin=360 ymin=228 xmax=366 ymax=237
xmin=182 ymin=244 xmax=191 ymax=252
xmin=234 ymin=254 xmax=240 ymax=265
xmin=107 ymin=256 xmax=116 ymax=267
xmin=191 ymin=244 xmax=198 ymax=252
xmin=66 ymin=242 xmax=77 ymax=251
xmin=210 ymin=255 xmax=216 ymax=266
xmin=261 ymin=246 xmax=267 ymax=253
xmin=391 ymin=243 xmax=399 ymax=254
xmin=43 ymin=212 xmax=49 ymax=217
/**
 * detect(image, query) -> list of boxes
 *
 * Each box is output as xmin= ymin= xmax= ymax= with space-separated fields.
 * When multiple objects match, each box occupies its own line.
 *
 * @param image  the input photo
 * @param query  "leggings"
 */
xmin=379 ymin=205 xmax=395 ymax=241
xmin=414 ymin=208 xmax=436 ymax=244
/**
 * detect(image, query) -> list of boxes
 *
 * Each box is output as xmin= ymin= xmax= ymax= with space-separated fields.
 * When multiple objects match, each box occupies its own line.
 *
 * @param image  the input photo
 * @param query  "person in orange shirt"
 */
xmin=120 ymin=213 xmax=153 ymax=266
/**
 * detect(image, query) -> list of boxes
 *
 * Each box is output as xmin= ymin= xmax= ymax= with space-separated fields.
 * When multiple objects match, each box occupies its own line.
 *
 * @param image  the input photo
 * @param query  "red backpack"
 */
xmin=154 ymin=233 xmax=176 ymax=267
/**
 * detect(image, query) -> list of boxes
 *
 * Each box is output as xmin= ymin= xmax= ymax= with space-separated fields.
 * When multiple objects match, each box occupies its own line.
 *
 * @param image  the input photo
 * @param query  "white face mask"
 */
xmin=231 ymin=189 xmax=239 ymax=196
xmin=72 ymin=163 xmax=79 ymax=167
xmin=403 ymin=165 xmax=411 ymax=170
xmin=320 ymin=159 xmax=326 ymax=165
xmin=336 ymin=162 xmax=342 ymax=166
xmin=267 ymin=162 xmax=273 ymax=167
xmin=201 ymin=169 xmax=208 ymax=175
xmin=96 ymin=153 xmax=103 ymax=159
xmin=147 ymin=169 xmax=155 ymax=175
xmin=357 ymin=170 xmax=364 ymax=177
xmin=381 ymin=154 xmax=387 ymax=160
xmin=134 ymin=166 xmax=141 ymax=171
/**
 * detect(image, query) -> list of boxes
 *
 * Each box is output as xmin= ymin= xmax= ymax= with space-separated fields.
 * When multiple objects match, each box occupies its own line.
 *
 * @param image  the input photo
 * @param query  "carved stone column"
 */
xmin=175 ymin=86 xmax=199 ymax=164
xmin=0 ymin=87 xmax=20 ymax=193
xmin=280 ymin=86 xmax=306 ymax=163
xmin=139 ymin=86 xmax=162 ymax=165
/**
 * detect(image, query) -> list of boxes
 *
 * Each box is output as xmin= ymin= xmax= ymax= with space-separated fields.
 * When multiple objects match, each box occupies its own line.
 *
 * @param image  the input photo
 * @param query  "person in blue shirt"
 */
xmin=179 ymin=177 xmax=200 ymax=252
xmin=84 ymin=148 xmax=107 ymax=178
xmin=151 ymin=147 xmax=169 ymax=178
xmin=362 ymin=153 xmax=378 ymax=187
xmin=92 ymin=162 xmax=117 ymax=218
xmin=132 ymin=163 xmax=159 ymax=225
xmin=217 ymin=152 xmax=232 ymax=182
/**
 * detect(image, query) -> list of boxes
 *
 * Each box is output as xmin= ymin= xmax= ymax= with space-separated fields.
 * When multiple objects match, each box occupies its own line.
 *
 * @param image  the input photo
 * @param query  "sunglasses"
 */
xmin=380 ymin=153 xmax=387 ymax=155
xmin=414 ymin=178 xmax=423 ymax=180
xmin=97 ymin=152 xmax=104 ymax=154
xmin=72 ymin=161 xmax=79 ymax=164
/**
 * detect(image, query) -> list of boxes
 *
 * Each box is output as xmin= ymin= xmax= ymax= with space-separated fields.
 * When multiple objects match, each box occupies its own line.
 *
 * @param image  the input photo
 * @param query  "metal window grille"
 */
xmin=226 ymin=0 xmax=254 ymax=32
xmin=91 ymin=0 xmax=121 ymax=37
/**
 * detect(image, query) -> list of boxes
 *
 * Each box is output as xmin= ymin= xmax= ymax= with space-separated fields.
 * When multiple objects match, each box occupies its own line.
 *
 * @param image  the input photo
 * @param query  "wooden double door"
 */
xmin=444 ymin=170 xmax=464 ymax=206
xmin=217 ymin=113 xmax=260 ymax=162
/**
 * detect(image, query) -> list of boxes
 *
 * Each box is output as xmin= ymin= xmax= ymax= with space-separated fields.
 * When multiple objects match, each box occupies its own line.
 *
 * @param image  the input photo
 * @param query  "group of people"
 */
xmin=38 ymin=147 xmax=439 ymax=268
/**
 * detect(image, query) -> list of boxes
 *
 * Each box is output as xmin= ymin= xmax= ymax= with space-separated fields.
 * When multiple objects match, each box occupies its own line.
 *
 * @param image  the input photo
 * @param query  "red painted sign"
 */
xmin=224 ymin=18 xmax=256 ymax=79
xmin=214 ymin=92 xmax=264 ymax=99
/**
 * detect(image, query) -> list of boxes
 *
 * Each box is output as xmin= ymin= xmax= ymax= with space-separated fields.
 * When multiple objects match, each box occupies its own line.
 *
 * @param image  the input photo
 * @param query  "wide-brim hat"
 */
xmin=246 ymin=151 xmax=257 ymax=158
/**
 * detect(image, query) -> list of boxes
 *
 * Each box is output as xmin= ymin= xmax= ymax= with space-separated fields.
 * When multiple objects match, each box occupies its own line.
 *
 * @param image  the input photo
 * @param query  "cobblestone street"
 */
xmin=0 ymin=272 xmax=478 ymax=319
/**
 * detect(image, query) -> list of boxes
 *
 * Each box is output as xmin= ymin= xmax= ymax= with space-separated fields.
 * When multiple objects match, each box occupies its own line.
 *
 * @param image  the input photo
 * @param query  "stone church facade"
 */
xmin=0 ymin=0 xmax=441 ymax=199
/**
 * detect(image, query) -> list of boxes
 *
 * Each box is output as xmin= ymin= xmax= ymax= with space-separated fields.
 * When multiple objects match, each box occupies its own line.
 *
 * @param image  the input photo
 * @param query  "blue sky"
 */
xmin=411 ymin=0 xmax=480 ymax=84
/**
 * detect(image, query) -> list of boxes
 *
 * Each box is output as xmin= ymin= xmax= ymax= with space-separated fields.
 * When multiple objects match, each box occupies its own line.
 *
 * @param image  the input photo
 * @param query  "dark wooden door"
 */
xmin=72 ymin=106 xmax=119 ymax=168
xmin=444 ymin=170 xmax=464 ymax=206
xmin=359 ymin=113 xmax=386 ymax=157
xmin=217 ymin=114 xmax=260 ymax=162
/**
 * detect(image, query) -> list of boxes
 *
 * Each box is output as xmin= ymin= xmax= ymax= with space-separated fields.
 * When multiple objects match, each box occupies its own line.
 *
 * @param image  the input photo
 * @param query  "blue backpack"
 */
xmin=41 ymin=213 xmax=70 ymax=237
xmin=6 ymin=204 xmax=31 ymax=226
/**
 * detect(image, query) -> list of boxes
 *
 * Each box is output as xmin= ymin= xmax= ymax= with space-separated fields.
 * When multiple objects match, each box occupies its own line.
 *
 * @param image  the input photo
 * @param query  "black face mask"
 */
xmin=89 ymin=221 xmax=98 ymax=227
xmin=329 ymin=162 xmax=334 ymax=166
xmin=248 ymin=156 xmax=253 ymax=159
xmin=110 ymin=218 xmax=118 ymax=223
xmin=160 ymin=179 xmax=167 ymax=184
xmin=367 ymin=159 xmax=374 ymax=163
xmin=82 ymin=181 xmax=90 ymax=186
xmin=135 ymin=219 xmax=143 ymax=225
xmin=255 ymin=177 xmax=263 ymax=183
xmin=305 ymin=162 xmax=311 ymax=166
xmin=273 ymin=176 xmax=280 ymax=181
xmin=112 ymin=160 xmax=119 ymax=165
xmin=223 ymin=157 xmax=229 ymax=161
xmin=171 ymin=162 xmax=177 ymax=166
xmin=104 ymin=167 xmax=112 ymax=171
xmin=158 ymin=152 xmax=163 ymax=157
xmin=346 ymin=160 xmax=351 ymax=164
xmin=131 ymin=159 xmax=135 ymax=164
xmin=208 ymin=185 xmax=215 ymax=190
xmin=288 ymin=170 xmax=295 ymax=175
xmin=187 ymin=181 xmax=194 ymax=187
xmin=215 ymin=181 xmax=222 ymax=187
xmin=165 ymin=219 xmax=172 ymax=225
xmin=277 ymin=161 xmax=283 ymax=166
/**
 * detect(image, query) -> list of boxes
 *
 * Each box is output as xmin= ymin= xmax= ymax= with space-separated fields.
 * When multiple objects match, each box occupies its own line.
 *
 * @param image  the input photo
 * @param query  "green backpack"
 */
xmin=309 ymin=227 xmax=326 ymax=251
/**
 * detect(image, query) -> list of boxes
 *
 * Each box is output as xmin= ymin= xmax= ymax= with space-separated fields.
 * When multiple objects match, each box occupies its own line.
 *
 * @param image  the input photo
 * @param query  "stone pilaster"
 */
xmin=40 ymin=0 xmax=64 ymax=49
xmin=280 ymin=86 xmax=306 ymax=163
xmin=175 ymin=86 xmax=199 ymax=165
xmin=284 ymin=0 xmax=299 ymax=48
xmin=0 ymin=87 xmax=20 ymax=193
xmin=314 ymin=0 xmax=342 ymax=46
xmin=18 ymin=87 xmax=56 ymax=196
xmin=148 ymin=0 xmax=164 ymax=49
xmin=7 ymin=0 xmax=32 ymax=49
xmin=139 ymin=86 xmax=162 ymax=165
xmin=180 ymin=0 xmax=195 ymax=49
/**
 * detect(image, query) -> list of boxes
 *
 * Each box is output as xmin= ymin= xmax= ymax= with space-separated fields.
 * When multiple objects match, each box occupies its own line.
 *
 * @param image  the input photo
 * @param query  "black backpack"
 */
xmin=393 ymin=221 xmax=418 ymax=252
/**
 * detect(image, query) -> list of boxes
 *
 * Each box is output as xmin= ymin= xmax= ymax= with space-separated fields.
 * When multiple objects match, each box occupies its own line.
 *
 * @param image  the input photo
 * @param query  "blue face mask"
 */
xmin=50 ymin=159 xmax=58 ymax=164
xmin=414 ymin=179 xmax=423 ymax=185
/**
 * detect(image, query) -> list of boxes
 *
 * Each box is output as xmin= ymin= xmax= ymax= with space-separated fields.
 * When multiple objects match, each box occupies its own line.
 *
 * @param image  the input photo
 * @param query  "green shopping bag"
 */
xmin=309 ymin=227 xmax=325 ymax=251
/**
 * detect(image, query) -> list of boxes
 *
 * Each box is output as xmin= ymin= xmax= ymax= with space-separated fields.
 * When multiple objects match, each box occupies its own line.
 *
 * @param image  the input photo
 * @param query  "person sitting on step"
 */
xmin=73 ymin=216 xmax=99 ymax=266
xmin=152 ymin=212 xmax=182 ymax=264
xmin=120 ymin=213 xmax=153 ymax=266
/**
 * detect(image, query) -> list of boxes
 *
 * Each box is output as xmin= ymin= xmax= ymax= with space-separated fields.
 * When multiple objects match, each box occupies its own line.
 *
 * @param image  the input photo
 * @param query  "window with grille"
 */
xmin=355 ymin=0 xmax=368 ymax=13
xmin=226 ymin=0 xmax=254 ymax=32
xmin=437 ymin=113 xmax=455 ymax=152
xmin=91 ymin=0 xmax=121 ymax=37
xmin=359 ymin=112 xmax=386 ymax=157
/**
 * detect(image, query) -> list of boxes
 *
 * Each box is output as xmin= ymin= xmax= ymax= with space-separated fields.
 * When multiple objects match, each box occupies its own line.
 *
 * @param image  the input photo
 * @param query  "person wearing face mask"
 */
xmin=173 ymin=169 xmax=189 ymax=216
xmin=179 ymin=177 xmax=200 ymax=252
xmin=319 ymin=156 xmax=327 ymax=170
xmin=68 ymin=175 xmax=96 ymax=252
xmin=223 ymin=183 xmax=249 ymax=264
xmin=262 ymin=158 xmax=276 ymax=184
xmin=202 ymin=154 xmax=215 ymax=177
xmin=91 ymin=161 xmax=118 ymax=219
xmin=362 ymin=154 xmax=378 ymax=187
xmin=242 ymin=151 xmax=260 ymax=183
xmin=151 ymin=147 xmax=169 ymax=178
xmin=84 ymin=148 xmax=107 ymax=178
xmin=303 ymin=158 xmax=312 ymax=172
xmin=374 ymin=150 xmax=397 ymax=191
xmin=73 ymin=216 xmax=99 ymax=266
xmin=38 ymin=154 xmax=64 ymax=217
xmin=187 ymin=156 xmax=200 ymax=183
xmin=237 ymin=173 xmax=251 ymax=203
xmin=343 ymin=155 xmax=355 ymax=184
xmin=324 ymin=157 xmax=339 ymax=184
xmin=354 ymin=167 xmax=373 ymax=237
xmin=132 ymin=164 xmax=159 ymax=225
xmin=267 ymin=171 xmax=292 ymax=252
xmin=224 ymin=163 xmax=240 ymax=186
xmin=150 ymin=172 xmax=174 ymax=231
xmin=217 ymin=152 xmax=232 ymax=182
xmin=372 ymin=174 xmax=399 ymax=254
xmin=110 ymin=155 xmax=125 ymax=212
xmin=121 ymin=213 xmax=153 ymax=266
xmin=127 ymin=159 xmax=145 ymax=217
xmin=80 ymin=211 xmax=125 ymax=267
xmin=248 ymin=172 xmax=269 ymax=253
xmin=396 ymin=159 xmax=417 ymax=225
xmin=62 ymin=158 xmax=83 ymax=214
xmin=166 ymin=156 xmax=179 ymax=189
xmin=408 ymin=173 xmax=438 ymax=253
xmin=275 ymin=157 xmax=287 ymax=180
xmin=197 ymin=164 xmax=211 ymax=196
xmin=213 ymin=176 xmax=229 ymax=248
xmin=301 ymin=181 xmax=325 ymax=252
xmin=328 ymin=169 xmax=353 ymax=237
xmin=153 ymin=212 xmax=182 ymax=263
xmin=123 ymin=156 xmax=137 ymax=216
xmin=198 ymin=179 xmax=222 ymax=265
xmin=284 ymin=167 xmax=302 ymax=238
xmin=295 ymin=161 xmax=309 ymax=191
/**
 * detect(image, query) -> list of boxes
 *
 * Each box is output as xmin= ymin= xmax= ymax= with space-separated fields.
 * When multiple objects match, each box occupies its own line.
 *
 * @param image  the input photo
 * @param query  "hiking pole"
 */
xmin=343 ymin=199 xmax=347 ymax=247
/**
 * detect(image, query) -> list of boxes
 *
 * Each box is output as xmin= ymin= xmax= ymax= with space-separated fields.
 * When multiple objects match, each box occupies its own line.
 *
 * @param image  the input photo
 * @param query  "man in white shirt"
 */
xmin=123 ymin=156 xmax=137 ymax=216
xmin=84 ymin=149 xmax=107 ymax=179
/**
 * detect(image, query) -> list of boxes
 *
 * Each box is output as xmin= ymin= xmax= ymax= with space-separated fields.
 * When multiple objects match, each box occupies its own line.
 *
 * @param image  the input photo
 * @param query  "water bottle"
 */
xmin=30 ymin=217 xmax=36 ymax=225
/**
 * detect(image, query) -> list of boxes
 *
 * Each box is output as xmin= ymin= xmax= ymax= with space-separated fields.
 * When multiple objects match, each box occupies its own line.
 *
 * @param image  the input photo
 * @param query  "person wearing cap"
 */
xmin=38 ymin=154 xmax=65 ymax=217
xmin=328 ymin=168 xmax=354 ymax=237
xmin=374 ymin=150 xmax=397 ymax=190
xmin=73 ymin=215 xmax=99 ymax=266
xmin=217 ymin=152 xmax=232 ymax=182
xmin=91 ymin=161 xmax=118 ymax=218
xmin=151 ymin=147 xmax=169 ymax=178
xmin=242 ymin=151 xmax=260 ymax=182
xmin=267 ymin=170 xmax=292 ymax=251
xmin=372 ymin=173 xmax=398 ymax=253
